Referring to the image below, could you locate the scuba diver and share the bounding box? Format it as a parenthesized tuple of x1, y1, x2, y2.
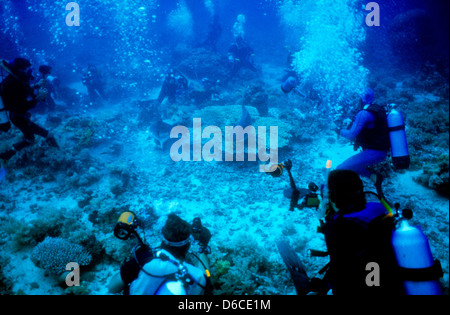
(0, 58, 59, 162)
(273, 161, 442, 295)
(334, 88, 390, 198)
(82, 64, 106, 105)
(33, 65, 59, 113)
(157, 69, 189, 105)
(281, 48, 301, 94)
(227, 35, 258, 79)
(319, 169, 402, 295)
(265, 160, 321, 212)
(315, 170, 443, 295)
(108, 213, 213, 295)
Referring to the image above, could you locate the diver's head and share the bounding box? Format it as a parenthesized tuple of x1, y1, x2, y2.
(12, 58, 33, 81)
(161, 214, 192, 259)
(361, 88, 374, 106)
(328, 170, 366, 214)
(236, 35, 244, 46)
(87, 64, 97, 74)
(39, 65, 52, 77)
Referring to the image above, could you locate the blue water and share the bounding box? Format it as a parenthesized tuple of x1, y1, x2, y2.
(0, 165, 6, 182)
(0, 0, 448, 296)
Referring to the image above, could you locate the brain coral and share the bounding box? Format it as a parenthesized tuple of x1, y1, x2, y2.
(31, 237, 92, 275)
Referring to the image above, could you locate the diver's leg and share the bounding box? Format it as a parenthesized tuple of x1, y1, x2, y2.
(337, 150, 387, 178)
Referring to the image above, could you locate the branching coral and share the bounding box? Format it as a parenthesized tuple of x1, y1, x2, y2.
(211, 233, 282, 295)
(414, 154, 449, 197)
(31, 237, 92, 275)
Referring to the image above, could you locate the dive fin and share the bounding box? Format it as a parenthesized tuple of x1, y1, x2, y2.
(276, 240, 310, 295)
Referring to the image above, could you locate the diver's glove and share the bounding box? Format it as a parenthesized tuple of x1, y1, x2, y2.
(192, 218, 212, 254)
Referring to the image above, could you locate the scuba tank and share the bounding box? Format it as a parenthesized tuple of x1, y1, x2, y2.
(387, 109, 410, 170)
(0, 95, 11, 132)
(156, 281, 187, 295)
(281, 77, 297, 94)
(391, 219, 443, 295)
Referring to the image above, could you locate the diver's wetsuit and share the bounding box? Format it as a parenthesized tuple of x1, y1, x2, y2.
(1, 75, 50, 151)
(324, 202, 402, 295)
(228, 42, 257, 77)
(337, 109, 389, 178)
(157, 75, 188, 104)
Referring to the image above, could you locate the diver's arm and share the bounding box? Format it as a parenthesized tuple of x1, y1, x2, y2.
(284, 160, 297, 190)
(287, 168, 297, 191)
(285, 161, 301, 211)
(339, 111, 374, 140)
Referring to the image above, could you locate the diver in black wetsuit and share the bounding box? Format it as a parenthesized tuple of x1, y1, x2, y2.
(157, 69, 189, 105)
(320, 170, 403, 296)
(82, 64, 106, 105)
(33, 65, 58, 113)
(227, 36, 258, 79)
(0, 58, 59, 161)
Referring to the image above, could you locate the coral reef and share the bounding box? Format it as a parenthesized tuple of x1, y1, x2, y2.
(193, 105, 293, 150)
(211, 233, 286, 295)
(243, 83, 270, 116)
(0, 253, 12, 295)
(31, 237, 92, 275)
(174, 47, 229, 83)
(414, 154, 449, 197)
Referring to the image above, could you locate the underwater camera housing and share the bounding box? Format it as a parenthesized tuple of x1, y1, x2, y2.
(114, 211, 143, 243)
(267, 159, 322, 212)
(266, 163, 285, 178)
(285, 183, 321, 211)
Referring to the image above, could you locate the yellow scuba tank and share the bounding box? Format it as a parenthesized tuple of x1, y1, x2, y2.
(391, 219, 443, 295)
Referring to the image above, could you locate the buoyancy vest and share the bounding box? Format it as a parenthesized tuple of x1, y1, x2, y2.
(356, 105, 391, 151)
(129, 250, 207, 295)
(325, 203, 403, 295)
